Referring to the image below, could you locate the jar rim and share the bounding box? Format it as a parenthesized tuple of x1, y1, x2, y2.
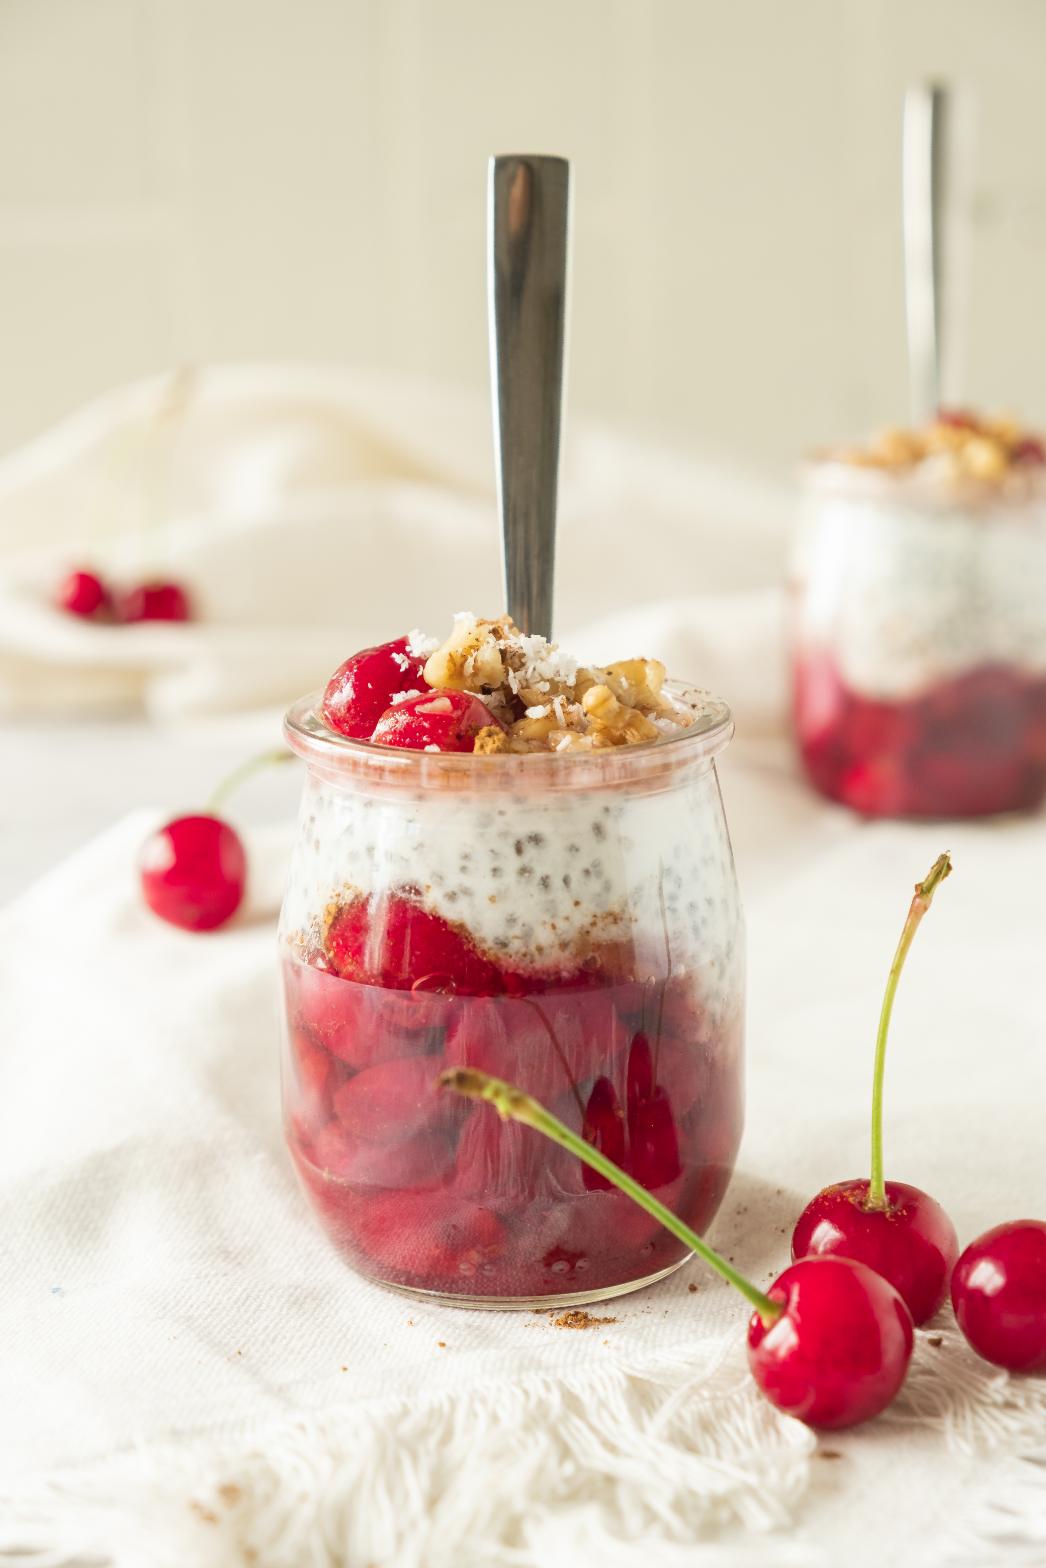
(800, 457, 1046, 512)
(283, 679, 733, 793)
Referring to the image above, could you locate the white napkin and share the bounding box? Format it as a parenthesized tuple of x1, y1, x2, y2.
(0, 366, 792, 721)
(3, 771, 1045, 1567)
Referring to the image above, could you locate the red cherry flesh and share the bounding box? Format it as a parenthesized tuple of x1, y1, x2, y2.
(322, 636, 431, 739)
(371, 689, 503, 753)
(354, 1188, 507, 1283)
(309, 1121, 455, 1191)
(951, 1219, 1046, 1371)
(139, 813, 246, 931)
(121, 580, 192, 622)
(1011, 437, 1046, 466)
(331, 1054, 455, 1145)
(580, 1077, 626, 1191)
(325, 891, 502, 995)
(792, 1179, 958, 1326)
(748, 1256, 915, 1429)
(54, 568, 112, 620)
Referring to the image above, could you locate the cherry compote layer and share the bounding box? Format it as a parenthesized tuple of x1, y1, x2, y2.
(283, 896, 742, 1300)
(794, 654, 1046, 818)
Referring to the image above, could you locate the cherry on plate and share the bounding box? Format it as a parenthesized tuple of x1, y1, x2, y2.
(54, 568, 112, 620)
(121, 580, 193, 623)
(139, 813, 246, 931)
(951, 1219, 1046, 1372)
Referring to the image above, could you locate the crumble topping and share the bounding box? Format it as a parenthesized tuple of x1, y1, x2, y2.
(815, 411, 1046, 492)
(421, 612, 700, 754)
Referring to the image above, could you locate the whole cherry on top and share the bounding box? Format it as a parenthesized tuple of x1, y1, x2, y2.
(791, 855, 959, 1326)
(139, 748, 291, 932)
(442, 1067, 914, 1429)
(322, 633, 504, 752)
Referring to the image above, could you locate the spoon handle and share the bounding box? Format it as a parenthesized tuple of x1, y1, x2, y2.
(488, 154, 570, 640)
(903, 83, 948, 423)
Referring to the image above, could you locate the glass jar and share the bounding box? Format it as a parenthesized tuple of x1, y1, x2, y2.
(792, 464, 1046, 817)
(279, 687, 744, 1308)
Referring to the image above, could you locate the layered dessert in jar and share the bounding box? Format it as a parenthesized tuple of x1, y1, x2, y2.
(793, 412, 1046, 817)
(281, 614, 744, 1306)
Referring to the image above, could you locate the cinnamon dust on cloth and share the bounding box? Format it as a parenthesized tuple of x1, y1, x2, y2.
(1, 800, 1045, 1566)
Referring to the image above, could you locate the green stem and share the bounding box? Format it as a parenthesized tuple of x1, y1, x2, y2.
(440, 1067, 782, 1326)
(207, 748, 294, 815)
(867, 852, 952, 1210)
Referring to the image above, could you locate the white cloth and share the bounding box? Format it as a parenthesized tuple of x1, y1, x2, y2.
(2, 790, 1045, 1568)
(2, 372, 1046, 1567)
(0, 365, 791, 723)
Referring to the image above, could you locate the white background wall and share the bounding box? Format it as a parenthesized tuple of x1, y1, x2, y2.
(2, 0, 1045, 472)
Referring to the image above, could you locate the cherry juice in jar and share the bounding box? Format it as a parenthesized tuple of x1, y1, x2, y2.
(280, 691, 744, 1307)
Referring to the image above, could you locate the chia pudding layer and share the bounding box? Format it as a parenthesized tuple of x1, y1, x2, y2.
(282, 700, 741, 1021)
(798, 465, 1046, 701)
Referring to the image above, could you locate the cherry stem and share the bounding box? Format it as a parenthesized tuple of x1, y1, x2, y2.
(867, 852, 952, 1211)
(440, 1066, 782, 1326)
(207, 747, 294, 814)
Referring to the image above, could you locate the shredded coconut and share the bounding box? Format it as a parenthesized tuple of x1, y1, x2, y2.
(390, 689, 422, 705)
(406, 628, 439, 657)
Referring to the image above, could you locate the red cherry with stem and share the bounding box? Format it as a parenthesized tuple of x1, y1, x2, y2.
(139, 814, 246, 931)
(951, 1220, 1046, 1371)
(139, 746, 291, 932)
(121, 580, 192, 622)
(371, 689, 504, 753)
(791, 854, 958, 1325)
(747, 1257, 914, 1429)
(322, 636, 431, 739)
(442, 1068, 915, 1429)
(54, 568, 112, 620)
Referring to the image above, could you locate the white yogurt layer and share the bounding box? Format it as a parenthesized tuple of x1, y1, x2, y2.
(796, 478, 1046, 699)
(281, 761, 743, 1025)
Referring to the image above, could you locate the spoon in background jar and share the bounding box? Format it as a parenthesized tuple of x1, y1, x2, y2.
(903, 82, 949, 424)
(488, 154, 571, 641)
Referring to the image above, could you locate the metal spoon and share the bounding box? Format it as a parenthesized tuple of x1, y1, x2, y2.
(903, 83, 949, 423)
(488, 154, 571, 640)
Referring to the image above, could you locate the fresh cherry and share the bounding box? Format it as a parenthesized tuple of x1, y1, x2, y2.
(139, 814, 246, 931)
(54, 568, 112, 620)
(951, 1220, 1046, 1371)
(793, 1180, 957, 1328)
(322, 636, 431, 739)
(747, 1257, 914, 1429)
(792, 854, 958, 1324)
(121, 580, 192, 623)
(139, 747, 290, 931)
(371, 690, 503, 753)
(443, 1068, 915, 1428)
